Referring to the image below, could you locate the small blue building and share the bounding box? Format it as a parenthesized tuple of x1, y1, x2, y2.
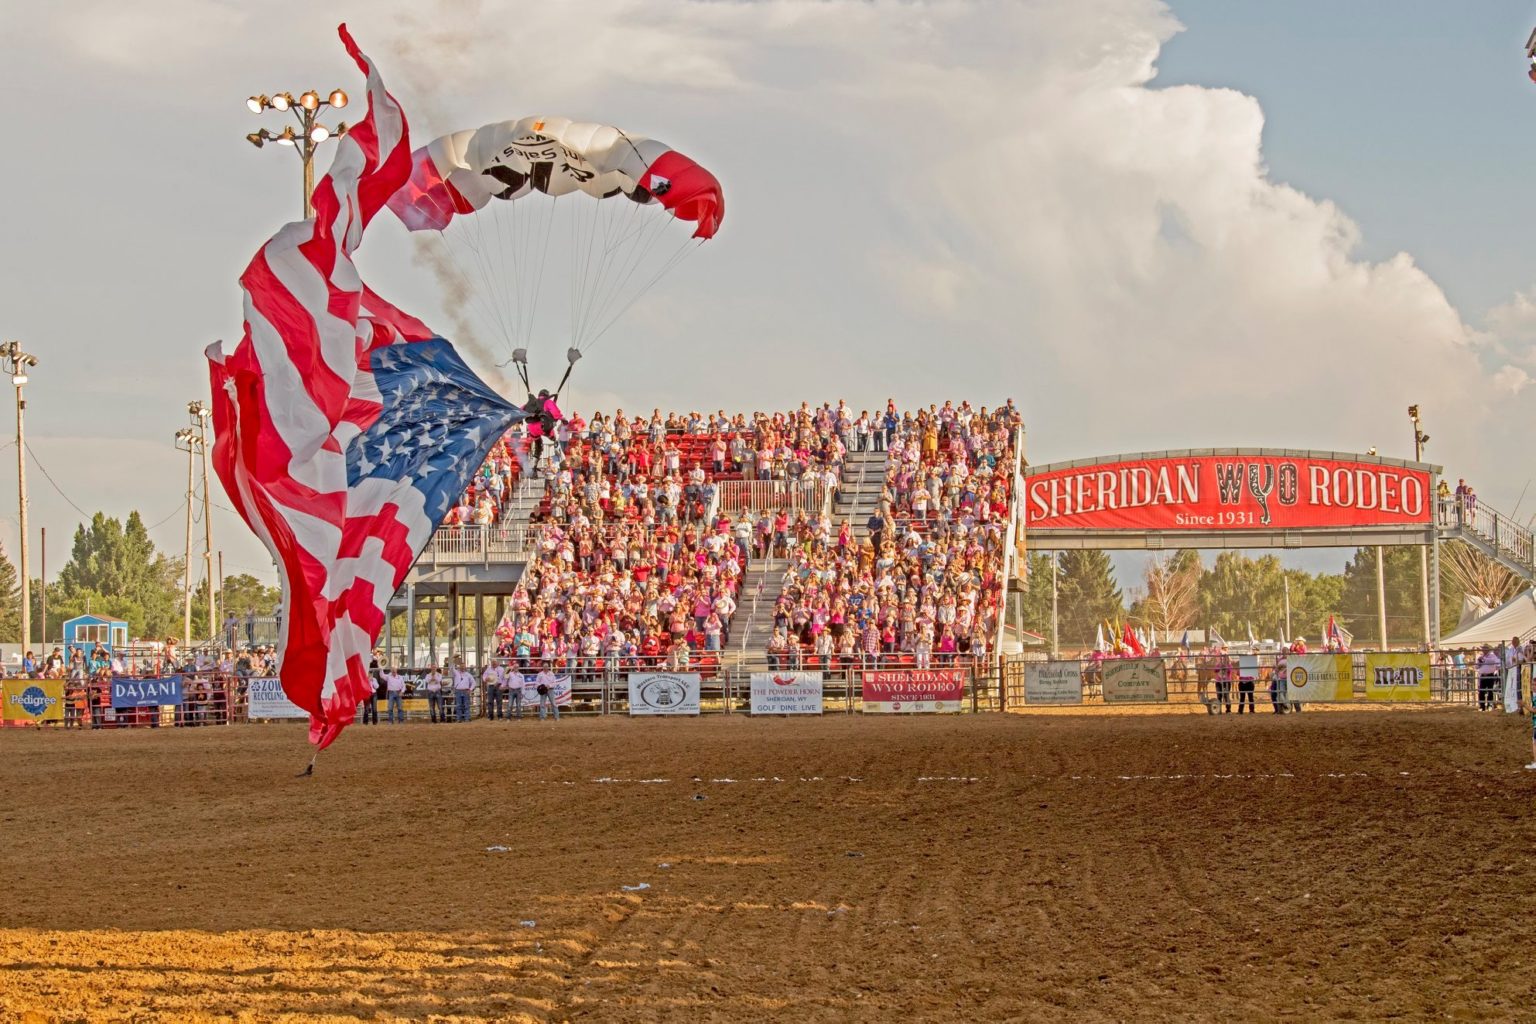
(63, 614, 129, 662)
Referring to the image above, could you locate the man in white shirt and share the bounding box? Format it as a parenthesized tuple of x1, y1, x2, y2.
(384, 664, 407, 724)
(482, 661, 504, 720)
(534, 665, 561, 721)
(452, 659, 475, 722)
(422, 663, 445, 723)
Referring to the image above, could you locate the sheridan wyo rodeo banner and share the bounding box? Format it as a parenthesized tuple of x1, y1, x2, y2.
(861, 670, 965, 713)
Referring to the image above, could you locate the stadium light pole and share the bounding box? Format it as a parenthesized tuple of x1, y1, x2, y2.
(245, 89, 351, 220)
(1409, 405, 1432, 646)
(1, 342, 37, 650)
(189, 401, 214, 644)
(174, 427, 199, 645)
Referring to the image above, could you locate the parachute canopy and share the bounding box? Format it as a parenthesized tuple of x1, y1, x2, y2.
(385, 117, 723, 374)
(390, 116, 722, 238)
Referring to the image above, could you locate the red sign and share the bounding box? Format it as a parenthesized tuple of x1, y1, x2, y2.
(862, 670, 966, 713)
(1025, 454, 1431, 532)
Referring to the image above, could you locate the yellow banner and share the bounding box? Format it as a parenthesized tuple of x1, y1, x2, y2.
(2, 679, 65, 722)
(1363, 653, 1432, 702)
(1285, 654, 1354, 702)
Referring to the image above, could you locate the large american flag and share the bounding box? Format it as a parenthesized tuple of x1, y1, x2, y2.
(207, 25, 521, 750)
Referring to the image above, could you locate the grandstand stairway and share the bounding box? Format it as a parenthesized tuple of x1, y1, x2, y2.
(833, 447, 888, 538)
(1439, 498, 1536, 585)
(728, 557, 785, 673)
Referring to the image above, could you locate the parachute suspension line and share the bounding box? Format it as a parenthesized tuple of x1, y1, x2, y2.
(580, 203, 677, 348)
(494, 186, 523, 353)
(581, 215, 696, 351)
(571, 190, 634, 352)
(527, 192, 558, 354)
(457, 203, 521, 355)
(570, 191, 607, 356)
(585, 233, 705, 352)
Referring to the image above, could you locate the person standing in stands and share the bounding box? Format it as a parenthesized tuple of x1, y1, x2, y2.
(452, 658, 475, 722)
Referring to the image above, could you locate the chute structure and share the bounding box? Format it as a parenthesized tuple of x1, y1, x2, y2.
(387, 117, 723, 383)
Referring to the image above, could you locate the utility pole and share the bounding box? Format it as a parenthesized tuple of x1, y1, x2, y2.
(1377, 546, 1388, 651)
(1283, 574, 1291, 643)
(188, 401, 214, 645)
(175, 426, 198, 644)
(39, 527, 45, 649)
(1050, 550, 1060, 657)
(1, 342, 37, 649)
(1409, 404, 1432, 647)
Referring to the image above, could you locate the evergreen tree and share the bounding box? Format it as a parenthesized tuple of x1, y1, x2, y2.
(52, 511, 181, 641)
(1055, 549, 1123, 646)
(1196, 552, 1289, 640)
(1015, 552, 1056, 643)
(1339, 546, 1427, 647)
(0, 543, 19, 643)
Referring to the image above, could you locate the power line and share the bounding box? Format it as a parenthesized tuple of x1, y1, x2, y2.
(24, 442, 90, 518)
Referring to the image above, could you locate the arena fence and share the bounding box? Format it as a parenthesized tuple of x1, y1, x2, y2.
(996, 652, 1530, 711)
(5, 651, 1520, 730)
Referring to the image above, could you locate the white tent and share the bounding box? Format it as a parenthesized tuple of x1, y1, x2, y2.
(1441, 589, 1536, 648)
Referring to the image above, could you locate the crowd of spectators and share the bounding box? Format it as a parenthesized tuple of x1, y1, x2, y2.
(767, 401, 1021, 670)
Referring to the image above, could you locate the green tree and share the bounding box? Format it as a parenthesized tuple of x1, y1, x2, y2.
(52, 511, 181, 641)
(0, 543, 18, 643)
(1196, 552, 1289, 641)
(1339, 546, 1427, 647)
(1284, 569, 1344, 645)
(1056, 549, 1123, 647)
(1013, 552, 1056, 642)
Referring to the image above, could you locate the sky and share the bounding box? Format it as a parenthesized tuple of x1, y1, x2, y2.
(3, 0, 1536, 589)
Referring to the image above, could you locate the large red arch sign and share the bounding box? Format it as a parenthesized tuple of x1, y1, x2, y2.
(1024, 451, 1433, 532)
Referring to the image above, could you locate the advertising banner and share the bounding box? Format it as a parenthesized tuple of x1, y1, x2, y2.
(1024, 662, 1084, 705)
(861, 669, 965, 713)
(628, 673, 701, 715)
(1285, 654, 1354, 702)
(111, 676, 184, 709)
(246, 677, 309, 720)
(520, 674, 573, 708)
(1025, 453, 1432, 532)
(1101, 658, 1168, 703)
(749, 672, 824, 715)
(2, 679, 64, 722)
(1364, 653, 1432, 702)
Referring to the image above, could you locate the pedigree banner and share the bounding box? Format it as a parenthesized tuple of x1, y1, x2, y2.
(1101, 659, 1168, 703)
(1363, 653, 1432, 702)
(1025, 453, 1432, 532)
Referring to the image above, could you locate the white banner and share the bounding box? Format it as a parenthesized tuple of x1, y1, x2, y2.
(246, 677, 308, 720)
(519, 674, 573, 707)
(749, 672, 824, 715)
(1024, 662, 1083, 705)
(628, 673, 701, 715)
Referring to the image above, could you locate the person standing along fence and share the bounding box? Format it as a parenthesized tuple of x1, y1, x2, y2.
(452, 660, 475, 722)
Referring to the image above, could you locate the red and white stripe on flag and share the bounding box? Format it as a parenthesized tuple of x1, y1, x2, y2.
(207, 25, 435, 750)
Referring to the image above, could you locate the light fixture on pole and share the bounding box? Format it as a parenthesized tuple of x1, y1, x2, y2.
(188, 400, 214, 646)
(0, 342, 37, 651)
(245, 86, 350, 219)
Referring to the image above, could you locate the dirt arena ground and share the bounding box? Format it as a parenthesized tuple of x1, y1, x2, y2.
(3, 710, 1535, 1022)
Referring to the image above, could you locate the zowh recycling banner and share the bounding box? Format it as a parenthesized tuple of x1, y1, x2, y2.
(246, 677, 309, 720)
(1363, 652, 1432, 702)
(1284, 654, 1354, 702)
(749, 672, 824, 714)
(1101, 658, 1168, 704)
(1024, 662, 1084, 705)
(3, 679, 65, 722)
